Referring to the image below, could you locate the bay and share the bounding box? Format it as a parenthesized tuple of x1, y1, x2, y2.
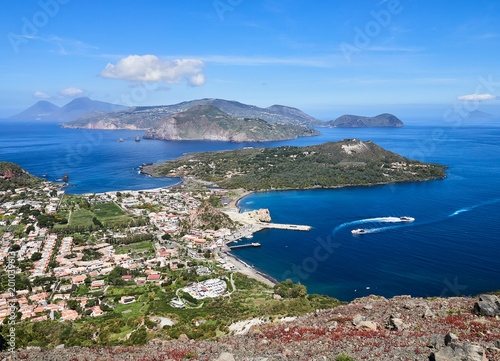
(1, 119, 499, 301)
(235, 124, 500, 301)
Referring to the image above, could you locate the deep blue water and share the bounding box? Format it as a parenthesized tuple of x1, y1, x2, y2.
(1, 120, 499, 300)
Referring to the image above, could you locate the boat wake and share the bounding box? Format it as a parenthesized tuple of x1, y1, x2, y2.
(333, 197, 500, 237)
(333, 217, 415, 236)
(449, 198, 500, 217)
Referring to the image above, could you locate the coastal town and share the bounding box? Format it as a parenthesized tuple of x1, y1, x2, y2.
(0, 177, 309, 328)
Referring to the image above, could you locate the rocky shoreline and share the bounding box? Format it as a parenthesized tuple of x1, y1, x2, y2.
(4, 294, 499, 360)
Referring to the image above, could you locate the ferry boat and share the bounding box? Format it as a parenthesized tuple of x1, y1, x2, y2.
(351, 228, 366, 235)
(399, 216, 415, 222)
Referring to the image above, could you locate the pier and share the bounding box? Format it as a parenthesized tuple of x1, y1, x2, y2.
(257, 223, 311, 231)
(229, 243, 261, 249)
(225, 222, 311, 244)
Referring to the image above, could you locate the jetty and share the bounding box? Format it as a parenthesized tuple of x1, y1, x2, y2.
(229, 243, 261, 250)
(225, 222, 311, 245)
(256, 223, 311, 231)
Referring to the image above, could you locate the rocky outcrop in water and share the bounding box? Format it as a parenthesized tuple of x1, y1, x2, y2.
(244, 208, 272, 223)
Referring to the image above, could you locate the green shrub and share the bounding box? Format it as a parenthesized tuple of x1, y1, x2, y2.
(337, 355, 355, 361)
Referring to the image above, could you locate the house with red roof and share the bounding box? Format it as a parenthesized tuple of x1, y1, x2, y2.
(62, 309, 80, 321)
(147, 274, 162, 282)
(90, 306, 104, 317)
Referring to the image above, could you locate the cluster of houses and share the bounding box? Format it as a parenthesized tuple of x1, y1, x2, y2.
(181, 278, 228, 300)
(0, 287, 103, 323)
(0, 183, 62, 214)
(389, 162, 431, 174)
(0, 183, 247, 324)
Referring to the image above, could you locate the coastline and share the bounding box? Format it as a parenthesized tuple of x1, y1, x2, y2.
(222, 176, 445, 291)
(80, 171, 447, 292)
(225, 252, 278, 287)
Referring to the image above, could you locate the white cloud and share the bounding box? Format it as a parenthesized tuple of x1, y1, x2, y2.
(100, 55, 206, 86)
(188, 73, 206, 87)
(59, 87, 85, 97)
(457, 94, 497, 101)
(33, 91, 51, 99)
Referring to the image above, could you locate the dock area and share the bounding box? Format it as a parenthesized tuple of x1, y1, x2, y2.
(225, 222, 311, 245)
(229, 243, 261, 249)
(257, 222, 311, 231)
(222, 207, 311, 245)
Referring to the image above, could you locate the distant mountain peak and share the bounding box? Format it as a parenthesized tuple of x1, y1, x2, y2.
(9, 97, 126, 122)
(8, 101, 60, 121)
(467, 110, 498, 119)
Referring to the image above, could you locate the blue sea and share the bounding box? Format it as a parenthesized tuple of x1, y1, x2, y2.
(1, 119, 499, 301)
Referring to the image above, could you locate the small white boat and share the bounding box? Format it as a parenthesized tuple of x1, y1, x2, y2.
(351, 228, 366, 235)
(399, 216, 415, 222)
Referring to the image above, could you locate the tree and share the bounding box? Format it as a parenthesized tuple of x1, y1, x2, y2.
(161, 233, 171, 241)
(0, 333, 7, 351)
(67, 299, 79, 311)
(31, 252, 42, 261)
(274, 279, 308, 299)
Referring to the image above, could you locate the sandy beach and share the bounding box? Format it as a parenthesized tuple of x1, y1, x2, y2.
(222, 189, 281, 288)
(225, 253, 277, 287)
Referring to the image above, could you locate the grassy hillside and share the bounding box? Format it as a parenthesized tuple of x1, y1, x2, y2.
(145, 139, 447, 191)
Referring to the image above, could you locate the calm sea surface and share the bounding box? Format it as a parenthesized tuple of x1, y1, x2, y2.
(1, 119, 499, 301)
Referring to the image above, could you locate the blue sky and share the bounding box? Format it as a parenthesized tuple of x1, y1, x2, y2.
(1, 0, 500, 119)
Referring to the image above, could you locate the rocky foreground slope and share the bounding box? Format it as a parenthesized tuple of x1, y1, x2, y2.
(4, 294, 499, 361)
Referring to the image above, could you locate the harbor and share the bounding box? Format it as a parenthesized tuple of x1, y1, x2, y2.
(225, 222, 311, 245)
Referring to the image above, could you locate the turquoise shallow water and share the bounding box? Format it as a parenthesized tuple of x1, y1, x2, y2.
(1, 120, 500, 300)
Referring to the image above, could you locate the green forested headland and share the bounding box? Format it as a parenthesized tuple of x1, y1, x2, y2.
(144, 139, 447, 191)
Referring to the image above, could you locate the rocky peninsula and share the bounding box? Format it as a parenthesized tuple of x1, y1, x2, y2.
(141, 139, 447, 191)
